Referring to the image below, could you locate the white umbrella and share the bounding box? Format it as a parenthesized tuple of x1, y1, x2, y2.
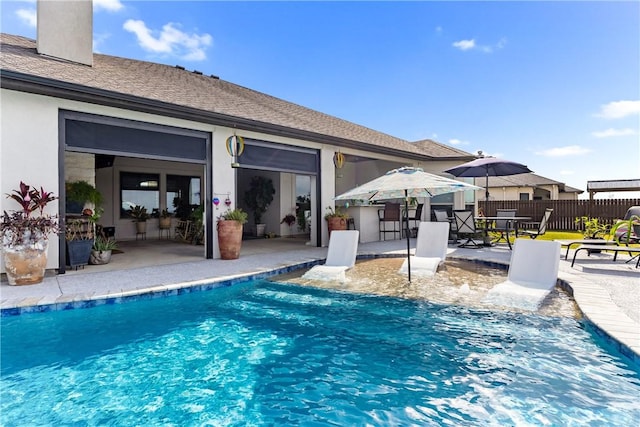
(334, 167, 482, 282)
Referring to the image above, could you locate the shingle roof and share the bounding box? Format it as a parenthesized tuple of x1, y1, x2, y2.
(412, 139, 473, 159)
(1, 33, 473, 161)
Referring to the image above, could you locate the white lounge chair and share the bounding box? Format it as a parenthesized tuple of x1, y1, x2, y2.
(302, 230, 359, 282)
(398, 222, 450, 277)
(484, 239, 561, 311)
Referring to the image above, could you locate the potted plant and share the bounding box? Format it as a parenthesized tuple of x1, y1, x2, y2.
(324, 206, 349, 236)
(128, 204, 149, 234)
(65, 180, 103, 214)
(281, 213, 297, 237)
(0, 181, 59, 285)
(159, 208, 172, 230)
(575, 216, 611, 254)
(217, 208, 248, 260)
(243, 176, 275, 237)
(90, 235, 118, 265)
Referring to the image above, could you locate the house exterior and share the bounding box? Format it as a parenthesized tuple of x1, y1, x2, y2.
(477, 173, 583, 201)
(0, 2, 476, 274)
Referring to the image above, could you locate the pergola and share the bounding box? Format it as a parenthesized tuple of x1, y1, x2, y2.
(587, 179, 640, 200)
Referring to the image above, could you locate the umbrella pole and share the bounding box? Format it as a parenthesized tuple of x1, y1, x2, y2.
(404, 190, 411, 283)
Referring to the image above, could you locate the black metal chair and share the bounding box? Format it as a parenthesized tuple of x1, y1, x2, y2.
(453, 210, 482, 248)
(434, 208, 457, 242)
(519, 208, 553, 239)
(487, 208, 517, 245)
(378, 203, 401, 240)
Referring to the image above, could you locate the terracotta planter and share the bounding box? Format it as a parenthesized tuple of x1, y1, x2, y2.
(217, 220, 243, 260)
(2, 239, 48, 285)
(90, 249, 112, 265)
(327, 217, 347, 237)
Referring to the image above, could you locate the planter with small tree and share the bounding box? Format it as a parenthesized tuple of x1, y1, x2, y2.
(243, 176, 275, 237)
(217, 208, 248, 259)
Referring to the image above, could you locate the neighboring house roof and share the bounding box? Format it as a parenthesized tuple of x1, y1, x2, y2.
(411, 139, 473, 159)
(0, 33, 474, 162)
(477, 173, 584, 194)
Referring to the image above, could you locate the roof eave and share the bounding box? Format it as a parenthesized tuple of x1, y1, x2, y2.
(1, 69, 465, 162)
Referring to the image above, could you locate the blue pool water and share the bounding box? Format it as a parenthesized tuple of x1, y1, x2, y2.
(2, 280, 639, 426)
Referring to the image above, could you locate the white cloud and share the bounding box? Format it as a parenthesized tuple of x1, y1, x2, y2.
(16, 8, 36, 28)
(535, 145, 592, 157)
(453, 38, 506, 53)
(123, 20, 212, 61)
(435, 26, 443, 35)
(591, 128, 637, 138)
(594, 100, 640, 119)
(94, 0, 124, 12)
(453, 39, 475, 51)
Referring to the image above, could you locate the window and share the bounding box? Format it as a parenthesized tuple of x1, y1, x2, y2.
(120, 172, 160, 218)
(167, 175, 201, 219)
(519, 193, 530, 201)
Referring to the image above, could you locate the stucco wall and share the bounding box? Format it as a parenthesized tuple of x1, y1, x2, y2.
(1, 90, 62, 270)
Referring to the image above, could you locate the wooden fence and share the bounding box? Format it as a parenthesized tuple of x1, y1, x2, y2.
(479, 199, 640, 232)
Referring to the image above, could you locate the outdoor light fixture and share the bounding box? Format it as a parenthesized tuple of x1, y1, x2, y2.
(333, 150, 345, 169)
(226, 133, 245, 168)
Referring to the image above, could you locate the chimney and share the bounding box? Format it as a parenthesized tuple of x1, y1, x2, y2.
(37, 0, 93, 66)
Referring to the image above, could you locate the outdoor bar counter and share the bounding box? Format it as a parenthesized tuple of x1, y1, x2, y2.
(345, 205, 385, 243)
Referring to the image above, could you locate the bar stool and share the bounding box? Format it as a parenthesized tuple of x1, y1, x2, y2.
(347, 217, 356, 230)
(378, 203, 401, 240)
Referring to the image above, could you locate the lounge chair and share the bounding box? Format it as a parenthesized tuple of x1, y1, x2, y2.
(302, 230, 359, 282)
(484, 239, 561, 311)
(398, 221, 450, 277)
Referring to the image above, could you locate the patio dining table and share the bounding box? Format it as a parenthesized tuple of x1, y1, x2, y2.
(475, 216, 531, 250)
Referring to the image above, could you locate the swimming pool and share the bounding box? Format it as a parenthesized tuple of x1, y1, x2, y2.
(2, 279, 639, 425)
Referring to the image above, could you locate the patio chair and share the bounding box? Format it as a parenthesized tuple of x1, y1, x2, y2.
(519, 208, 553, 239)
(302, 230, 359, 283)
(453, 210, 482, 248)
(487, 209, 517, 245)
(398, 222, 450, 277)
(379, 203, 401, 241)
(434, 209, 457, 242)
(402, 203, 424, 237)
(484, 239, 561, 311)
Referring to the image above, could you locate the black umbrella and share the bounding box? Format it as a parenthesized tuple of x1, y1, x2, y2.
(444, 157, 533, 204)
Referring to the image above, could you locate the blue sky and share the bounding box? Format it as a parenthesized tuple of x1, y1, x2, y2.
(2, 0, 639, 198)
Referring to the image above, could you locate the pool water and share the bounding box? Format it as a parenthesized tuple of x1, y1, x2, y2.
(2, 279, 639, 426)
